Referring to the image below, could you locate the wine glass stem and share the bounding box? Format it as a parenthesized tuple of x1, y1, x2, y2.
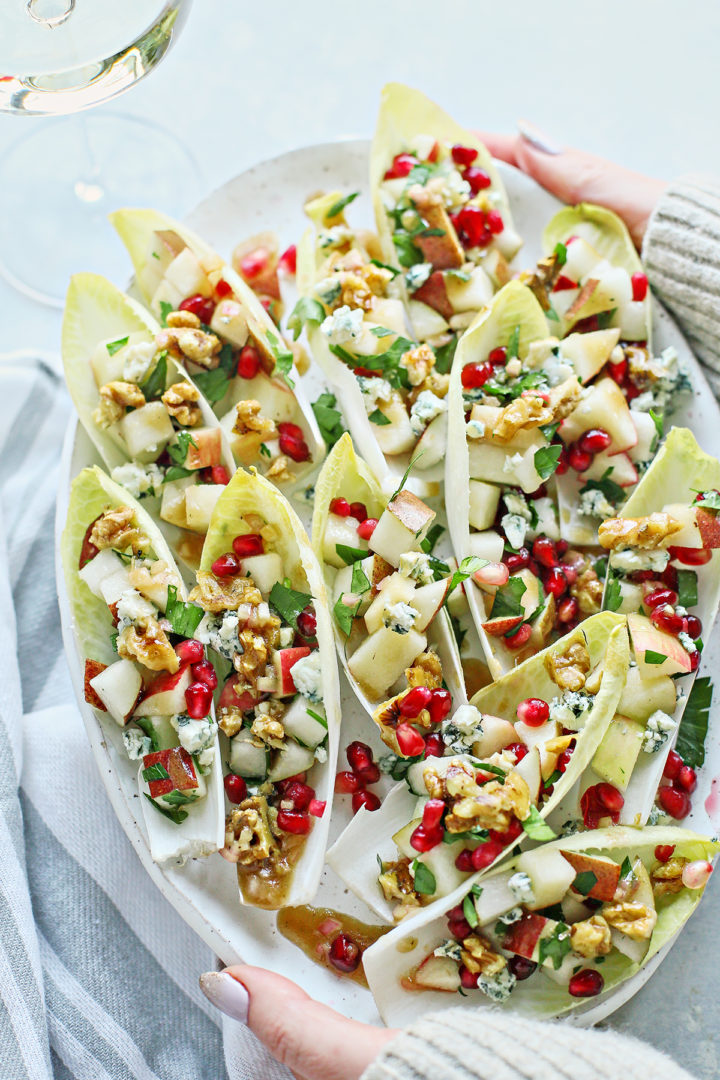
(74, 113, 105, 203)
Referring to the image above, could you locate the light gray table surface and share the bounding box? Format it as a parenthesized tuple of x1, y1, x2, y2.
(2, 1, 719, 1074)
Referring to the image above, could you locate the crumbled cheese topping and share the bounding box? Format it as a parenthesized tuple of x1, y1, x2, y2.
(172, 713, 216, 756)
(478, 966, 516, 1002)
(508, 871, 535, 905)
(441, 704, 483, 752)
(123, 728, 152, 760)
(320, 304, 363, 345)
(433, 939, 463, 962)
(357, 375, 393, 414)
(642, 710, 676, 753)
(195, 610, 240, 660)
(122, 342, 155, 384)
(579, 488, 617, 520)
(290, 649, 323, 704)
(405, 262, 433, 291)
(409, 390, 447, 436)
(399, 551, 435, 585)
(466, 418, 486, 439)
(383, 601, 419, 635)
(110, 461, 164, 500)
(503, 452, 525, 477)
(611, 547, 670, 574)
(116, 588, 157, 633)
(549, 690, 593, 730)
(502, 513, 527, 551)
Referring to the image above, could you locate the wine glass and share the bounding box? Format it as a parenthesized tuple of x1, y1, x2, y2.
(0, 0, 202, 306)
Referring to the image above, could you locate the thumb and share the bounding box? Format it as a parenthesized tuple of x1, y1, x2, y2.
(201, 965, 397, 1080)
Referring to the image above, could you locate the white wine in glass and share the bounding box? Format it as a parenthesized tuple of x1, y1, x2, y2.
(0, 0, 201, 305)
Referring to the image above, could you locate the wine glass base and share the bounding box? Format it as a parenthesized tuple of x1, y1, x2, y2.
(0, 112, 204, 307)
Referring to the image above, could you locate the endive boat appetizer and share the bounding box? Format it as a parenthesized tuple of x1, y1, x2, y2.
(527, 203, 652, 345)
(293, 190, 447, 490)
(371, 83, 522, 344)
(61, 466, 224, 862)
(363, 826, 719, 1022)
(311, 433, 465, 753)
(192, 468, 340, 908)
(327, 612, 628, 920)
(63, 273, 236, 572)
(573, 427, 720, 827)
(110, 207, 324, 487)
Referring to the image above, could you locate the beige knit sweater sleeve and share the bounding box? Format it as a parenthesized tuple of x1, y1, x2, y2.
(360, 177, 718, 1080)
(643, 173, 720, 395)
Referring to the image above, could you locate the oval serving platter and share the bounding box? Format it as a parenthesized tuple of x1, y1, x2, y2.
(56, 138, 720, 1026)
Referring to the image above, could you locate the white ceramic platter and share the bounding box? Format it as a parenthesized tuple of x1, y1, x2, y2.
(56, 139, 720, 1027)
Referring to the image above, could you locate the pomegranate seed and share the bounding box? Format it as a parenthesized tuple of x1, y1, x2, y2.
(459, 966, 479, 989)
(529, 484, 548, 500)
(284, 780, 315, 811)
(568, 444, 593, 472)
(625, 382, 641, 402)
(215, 278, 233, 298)
(278, 422, 310, 463)
(447, 915, 472, 941)
(240, 248, 269, 279)
(489, 818, 524, 846)
(668, 545, 712, 566)
(277, 809, 311, 834)
(579, 428, 612, 454)
(212, 552, 240, 577)
(505, 548, 530, 573)
(689, 650, 701, 672)
(662, 567, 680, 597)
(179, 294, 215, 323)
(504, 742, 528, 763)
(509, 956, 537, 981)
(644, 587, 678, 609)
(352, 790, 381, 814)
(356, 762, 380, 785)
(569, 969, 604, 998)
(664, 750, 683, 780)
(349, 501, 368, 522)
(384, 153, 419, 179)
(465, 166, 492, 195)
(658, 785, 691, 820)
(455, 849, 475, 872)
(232, 533, 264, 557)
(555, 539, 568, 556)
(552, 274, 578, 292)
(580, 788, 603, 829)
(175, 639, 204, 664)
(396, 723, 426, 757)
(682, 860, 713, 889)
(410, 823, 443, 852)
(488, 346, 507, 366)
(210, 465, 231, 486)
(517, 698, 549, 727)
(424, 733, 445, 758)
(451, 144, 478, 166)
(330, 497, 351, 517)
(631, 272, 648, 302)
(335, 771, 363, 794)
(650, 605, 684, 635)
(457, 205, 492, 247)
(422, 799, 446, 830)
(278, 244, 297, 275)
(399, 686, 433, 718)
(608, 358, 628, 386)
(328, 932, 361, 973)
(224, 773, 247, 803)
(544, 566, 568, 598)
(557, 596, 579, 624)
(191, 659, 217, 690)
(555, 447, 570, 475)
(461, 361, 494, 388)
(473, 562, 509, 588)
(486, 209, 504, 235)
(236, 344, 261, 379)
(595, 782, 624, 814)
(297, 608, 317, 639)
(471, 840, 503, 870)
(309, 798, 326, 817)
(346, 741, 373, 773)
(556, 747, 574, 773)
(532, 536, 558, 569)
(686, 614, 702, 638)
(655, 844, 676, 862)
(185, 681, 212, 718)
(357, 518, 378, 540)
(677, 765, 698, 793)
(629, 569, 657, 583)
(506, 623, 532, 649)
(428, 689, 452, 725)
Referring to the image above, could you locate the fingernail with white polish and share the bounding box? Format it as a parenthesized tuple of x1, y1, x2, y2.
(517, 120, 563, 155)
(199, 971, 250, 1023)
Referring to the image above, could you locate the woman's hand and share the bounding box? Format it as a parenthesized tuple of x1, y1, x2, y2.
(201, 965, 397, 1080)
(480, 123, 667, 249)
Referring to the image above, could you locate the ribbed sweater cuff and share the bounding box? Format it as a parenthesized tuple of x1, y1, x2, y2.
(361, 1007, 695, 1080)
(643, 172, 720, 393)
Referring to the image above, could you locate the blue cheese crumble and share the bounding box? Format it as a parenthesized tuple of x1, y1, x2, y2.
(123, 728, 152, 760)
(441, 704, 483, 752)
(110, 461, 164, 499)
(320, 304, 363, 346)
(290, 649, 323, 704)
(508, 872, 535, 905)
(549, 690, 593, 730)
(314, 276, 342, 306)
(502, 513, 528, 550)
(122, 342, 155, 384)
(399, 551, 434, 585)
(496, 906, 524, 926)
(116, 588, 157, 633)
(611, 547, 670, 574)
(433, 939, 463, 962)
(478, 967, 516, 1002)
(357, 375, 393, 414)
(409, 390, 447, 436)
(195, 611, 240, 660)
(405, 262, 433, 291)
(642, 710, 676, 753)
(383, 601, 419, 635)
(579, 488, 617, 519)
(466, 418, 486, 439)
(172, 713, 216, 756)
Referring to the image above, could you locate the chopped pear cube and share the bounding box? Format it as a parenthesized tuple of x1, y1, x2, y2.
(120, 401, 175, 461)
(369, 490, 436, 567)
(184, 484, 225, 531)
(347, 627, 427, 701)
(165, 247, 211, 298)
(209, 299, 249, 348)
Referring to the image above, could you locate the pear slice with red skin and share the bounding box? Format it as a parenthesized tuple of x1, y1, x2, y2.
(561, 850, 621, 902)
